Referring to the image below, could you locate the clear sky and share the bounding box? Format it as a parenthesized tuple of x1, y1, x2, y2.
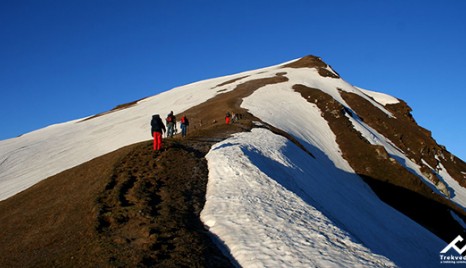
(1, 0, 465, 160)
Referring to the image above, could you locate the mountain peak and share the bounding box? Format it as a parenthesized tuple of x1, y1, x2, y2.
(283, 55, 340, 78)
(284, 54, 326, 68)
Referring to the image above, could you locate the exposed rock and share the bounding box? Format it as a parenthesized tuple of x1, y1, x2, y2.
(436, 180, 451, 198)
(374, 145, 389, 160)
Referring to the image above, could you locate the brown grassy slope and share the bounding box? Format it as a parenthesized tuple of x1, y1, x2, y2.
(341, 90, 466, 188)
(0, 144, 134, 267)
(178, 74, 288, 134)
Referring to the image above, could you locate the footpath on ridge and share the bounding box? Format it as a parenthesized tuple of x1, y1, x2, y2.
(0, 123, 247, 267)
(95, 135, 235, 267)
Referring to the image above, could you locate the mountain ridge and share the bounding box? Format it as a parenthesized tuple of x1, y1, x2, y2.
(1, 55, 465, 267)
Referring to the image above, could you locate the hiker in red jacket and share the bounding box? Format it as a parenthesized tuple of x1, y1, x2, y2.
(225, 112, 231, 124)
(151, 114, 166, 151)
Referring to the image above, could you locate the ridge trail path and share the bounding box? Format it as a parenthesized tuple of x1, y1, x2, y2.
(0, 133, 239, 267)
(95, 137, 234, 267)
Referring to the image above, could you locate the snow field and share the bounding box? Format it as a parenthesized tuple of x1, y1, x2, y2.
(203, 128, 445, 267)
(356, 86, 400, 106)
(203, 128, 396, 267)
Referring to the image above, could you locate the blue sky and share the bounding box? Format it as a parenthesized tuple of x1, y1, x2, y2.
(1, 0, 465, 160)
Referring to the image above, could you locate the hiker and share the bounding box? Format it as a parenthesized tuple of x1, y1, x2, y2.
(232, 112, 238, 123)
(180, 115, 189, 137)
(166, 111, 176, 137)
(151, 114, 166, 151)
(225, 112, 231, 124)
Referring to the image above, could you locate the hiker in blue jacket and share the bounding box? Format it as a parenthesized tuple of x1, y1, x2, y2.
(180, 115, 189, 137)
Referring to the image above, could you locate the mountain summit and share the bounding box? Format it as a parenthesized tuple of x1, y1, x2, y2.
(1, 55, 465, 267)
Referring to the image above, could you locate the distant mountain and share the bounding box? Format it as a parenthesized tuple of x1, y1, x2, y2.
(1, 55, 465, 267)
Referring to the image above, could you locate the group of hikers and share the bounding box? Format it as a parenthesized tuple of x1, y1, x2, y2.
(151, 110, 241, 151)
(151, 111, 189, 151)
(225, 111, 242, 124)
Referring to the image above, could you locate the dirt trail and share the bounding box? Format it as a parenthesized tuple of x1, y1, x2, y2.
(95, 138, 234, 267)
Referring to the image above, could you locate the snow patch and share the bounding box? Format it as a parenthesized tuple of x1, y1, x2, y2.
(356, 87, 400, 105)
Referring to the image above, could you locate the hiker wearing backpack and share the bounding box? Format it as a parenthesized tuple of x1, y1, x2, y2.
(180, 115, 189, 137)
(166, 111, 176, 138)
(151, 114, 166, 151)
(225, 112, 231, 124)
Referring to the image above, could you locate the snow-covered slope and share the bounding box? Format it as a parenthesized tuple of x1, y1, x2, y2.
(1, 56, 465, 267)
(0, 62, 284, 201)
(203, 128, 442, 267)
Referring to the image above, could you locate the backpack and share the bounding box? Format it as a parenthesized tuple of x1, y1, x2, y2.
(166, 115, 173, 123)
(151, 115, 164, 133)
(181, 116, 189, 125)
